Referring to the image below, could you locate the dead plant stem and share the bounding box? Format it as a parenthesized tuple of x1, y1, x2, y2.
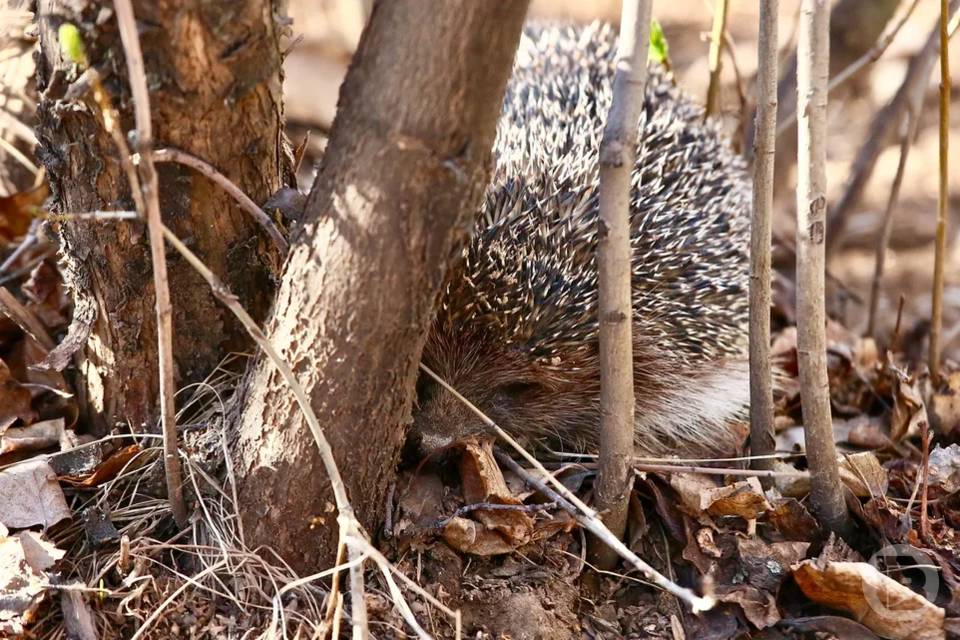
(704, 0, 728, 117)
(930, 0, 951, 382)
(112, 0, 186, 526)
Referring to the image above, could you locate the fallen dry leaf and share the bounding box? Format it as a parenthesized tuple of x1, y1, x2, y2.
(764, 497, 820, 541)
(737, 537, 810, 592)
(926, 444, 960, 494)
(703, 478, 771, 520)
(442, 439, 534, 555)
(793, 558, 944, 640)
(930, 372, 960, 438)
(59, 444, 142, 487)
(0, 359, 33, 434)
(715, 584, 780, 629)
(840, 452, 889, 498)
(890, 371, 928, 443)
(0, 184, 45, 244)
(0, 459, 71, 529)
(0, 525, 63, 636)
(0, 418, 64, 454)
(441, 516, 519, 556)
(22, 261, 70, 331)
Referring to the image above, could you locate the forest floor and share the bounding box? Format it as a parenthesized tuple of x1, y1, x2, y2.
(4, 1, 960, 639)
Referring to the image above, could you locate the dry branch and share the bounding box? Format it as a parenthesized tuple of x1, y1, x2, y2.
(749, 0, 778, 483)
(158, 223, 373, 634)
(593, 0, 653, 571)
(776, 0, 922, 136)
(152, 147, 288, 253)
(112, 0, 186, 527)
(795, 0, 853, 537)
(231, 0, 531, 582)
(827, 1, 960, 257)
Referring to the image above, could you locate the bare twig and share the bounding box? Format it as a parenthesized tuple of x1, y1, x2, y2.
(722, 31, 749, 152)
(436, 501, 557, 528)
(749, 0, 778, 486)
(494, 449, 714, 612)
(594, 0, 652, 571)
(704, 0, 728, 118)
(827, 3, 960, 257)
(158, 224, 373, 636)
(0, 106, 38, 146)
(930, 0, 952, 383)
(777, 0, 922, 135)
(419, 363, 714, 613)
(796, 0, 853, 537)
(920, 416, 932, 539)
(0, 135, 37, 174)
(112, 0, 186, 527)
(867, 106, 920, 338)
(152, 147, 288, 253)
(632, 462, 806, 478)
(0, 218, 38, 274)
(44, 210, 139, 220)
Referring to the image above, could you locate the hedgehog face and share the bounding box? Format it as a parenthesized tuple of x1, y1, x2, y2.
(411, 325, 601, 453)
(412, 337, 546, 450)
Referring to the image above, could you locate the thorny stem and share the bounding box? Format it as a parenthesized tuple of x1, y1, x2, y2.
(112, 0, 186, 527)
(930, 0, 951, 383)
(749, 0, 778, 485)
(704, 0, 728, 118)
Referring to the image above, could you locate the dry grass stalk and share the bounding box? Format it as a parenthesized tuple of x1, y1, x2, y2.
(795, 0, 852, 537)
(749, 0, 778, 483)
(867, 107, 920, 338)
(929, 0, 951, 382)
(594, 0, 653, 570)
(704, 0, 728, 118)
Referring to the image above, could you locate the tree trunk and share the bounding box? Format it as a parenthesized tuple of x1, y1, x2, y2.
(232, 0, 529, 573)
(34, 0, 287, 432)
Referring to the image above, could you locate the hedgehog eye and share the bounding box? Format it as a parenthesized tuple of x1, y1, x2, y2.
(499, 381, 540, 397)
(416, 375, 436, 406)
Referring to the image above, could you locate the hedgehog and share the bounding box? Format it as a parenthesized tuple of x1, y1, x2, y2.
(413, 23, 751, 456)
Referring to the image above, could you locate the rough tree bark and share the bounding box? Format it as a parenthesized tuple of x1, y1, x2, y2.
(232, 0, 529, 572)
(34, 0, 287, 432)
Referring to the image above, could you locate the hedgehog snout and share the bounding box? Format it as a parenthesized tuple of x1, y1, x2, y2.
(411, 383, 494, 452)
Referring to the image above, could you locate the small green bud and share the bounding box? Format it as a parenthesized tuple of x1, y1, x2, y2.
(648, 18, 669, 67)
(59, 23, 88, 68)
